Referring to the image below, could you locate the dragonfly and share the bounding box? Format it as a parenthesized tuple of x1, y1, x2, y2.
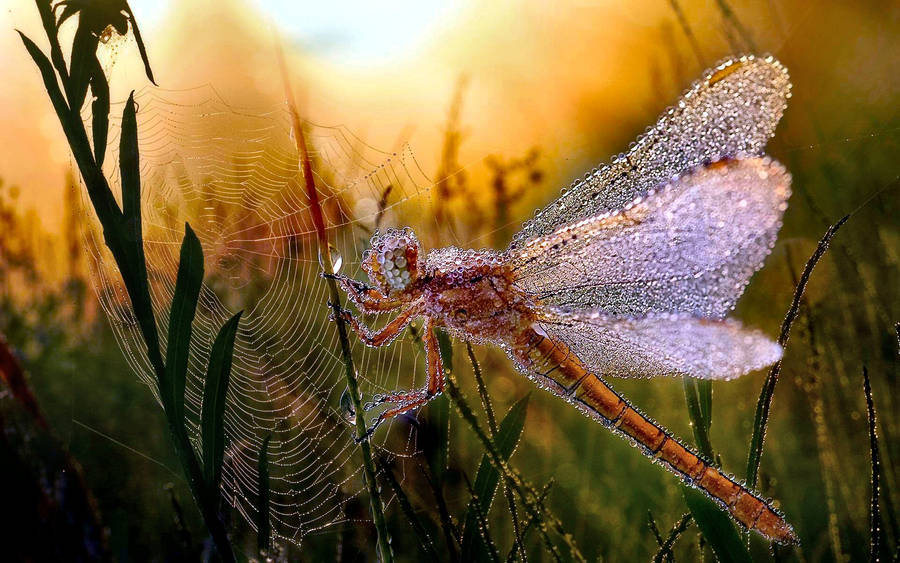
(327, 54, 796, 544)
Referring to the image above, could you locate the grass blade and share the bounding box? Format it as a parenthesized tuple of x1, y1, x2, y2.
(163, 224, 204, 423)
(257, 434, 271, 555)
(745, 215, 848, 489)
(89, 59, 109, 166)
(682, 376, 714, 460)
(864, 367, 882, 562)
(122, 1, 157, 85)
(120, 93, 141, 224)
(201, 311, 243, 495)
(461, 394, 530, 561)
(682, 486, 751, 563)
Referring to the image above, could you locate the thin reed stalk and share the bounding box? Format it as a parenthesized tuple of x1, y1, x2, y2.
(276, 45, 393, 563)
(864, 367, 882, 562)
(652, 513, 693, 563)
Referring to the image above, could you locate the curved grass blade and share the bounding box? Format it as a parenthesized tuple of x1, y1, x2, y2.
(745, 216, 848, 489)
(164, 224, 203, 424)
(257, 434, 271, 555)
(682, 486, 751, 563)
(461, 394, 530, 561)
(201, 311, 243, 495)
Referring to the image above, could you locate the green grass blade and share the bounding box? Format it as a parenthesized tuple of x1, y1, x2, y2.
(118, 93, 164, 374)
(698, 379, 712, 433)
(682, 486, 751, 563)
(461, 394, 530, 561)
(163, 224, 204, 422)
(426, 329, 454, 485)
(201, 311, 243, 495)
(257, 434, 271, 555)
(682, 376, 714, 460)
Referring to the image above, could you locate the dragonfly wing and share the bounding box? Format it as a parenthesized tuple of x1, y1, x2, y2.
(509, 156, 790, 318)
(537, 311, 782, 380)
(509, 55, 790, 249)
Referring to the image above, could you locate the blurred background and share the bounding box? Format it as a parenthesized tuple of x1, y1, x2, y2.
(1, 0, 898, 561)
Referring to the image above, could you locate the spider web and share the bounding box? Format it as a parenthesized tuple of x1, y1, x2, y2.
(79, 84, 435, 546)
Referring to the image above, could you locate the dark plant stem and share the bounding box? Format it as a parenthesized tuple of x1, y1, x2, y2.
(505, 480, 554, 563)
(864, 367, 882, 562)
(745, 215, 849, 489)
(378, 456, 440, 560)
(463, 476, 502, 563)
(652, 513, 693, 563)
(420, 459, 461, 561)
(668, 0, 705, 66)
(277, 45, 392, 563)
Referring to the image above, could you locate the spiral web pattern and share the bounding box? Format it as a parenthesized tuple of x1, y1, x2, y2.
(80, 85, 434, 545)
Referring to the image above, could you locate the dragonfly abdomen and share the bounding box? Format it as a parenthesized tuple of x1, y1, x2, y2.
(510, 326, 798, 544)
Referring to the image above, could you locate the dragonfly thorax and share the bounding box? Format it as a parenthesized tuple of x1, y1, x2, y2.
(423, 247, 536, 342)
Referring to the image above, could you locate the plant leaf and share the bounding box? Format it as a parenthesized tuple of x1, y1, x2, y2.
(90, 60, 109, 166)
(163, 224, 204, 422)
(68, 20, 99, 112)
(682, 486, 752, 563)
(17, 32, 70, 125)
(201, 311, 243, 496)
(461, 394, 530, 561)
(123, 1, 156, 85)
(257, 434, 271, 555)
(120, 92, 141, 225)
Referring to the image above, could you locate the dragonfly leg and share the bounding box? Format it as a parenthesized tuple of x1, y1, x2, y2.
(358, 318, 445, 441)
(325, 273, 402, 313)
(332, 301, 423, 347)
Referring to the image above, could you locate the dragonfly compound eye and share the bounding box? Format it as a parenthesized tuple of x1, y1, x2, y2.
(364, 228, 420, 293)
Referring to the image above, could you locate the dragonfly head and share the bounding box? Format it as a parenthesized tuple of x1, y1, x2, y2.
(362, 227, 422, 296)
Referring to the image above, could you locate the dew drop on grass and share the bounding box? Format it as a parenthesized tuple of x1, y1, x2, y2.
(319, 244, 343, 273)
(340, 387, 356, 424)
